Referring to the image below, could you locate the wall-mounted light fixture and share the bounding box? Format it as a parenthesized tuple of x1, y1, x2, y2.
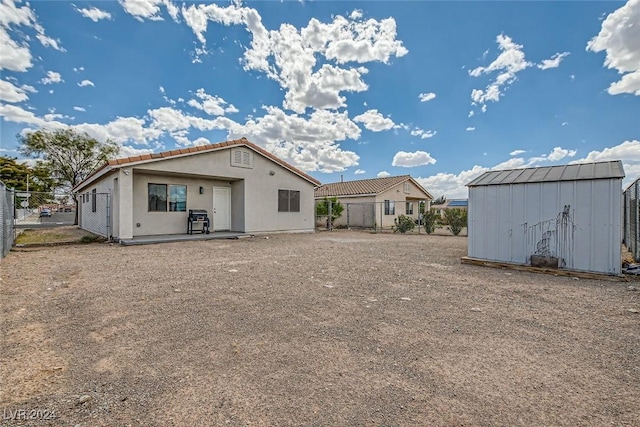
(269, 170, 276, 176)
(199, 186, 204, 194)
(123, 169, 130, 176)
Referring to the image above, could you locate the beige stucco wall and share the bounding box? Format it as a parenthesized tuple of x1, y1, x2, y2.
(315, 181, 432, 229)
(374, 182, 431, 228)
(132, 173, 230, 236)
(89, 147, 316, 239)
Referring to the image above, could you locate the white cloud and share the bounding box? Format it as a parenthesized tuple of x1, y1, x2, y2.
(468, 110, 475, 118)
(537, 52, 570, 70)
(392, 150, 437, 167)
(562, 121, 569, 126)
(187, 88, 238, 116)
(78, 80, 94, 87)
(0, 0, 64, 71)
(354, 169, 365, 174)
(377, 171, 391, 178)
(419, 92, 436, 102)
(0, 79, 29, 102)
(571, 140, 640, 163)
(118, 145, 155, 158)
(0, 27, 31, 71)
(73, 66, 85, 72)
(353, 109, 394, 132)
(468, 34, 531, 112)
(181, 3, 405, 112)
(119, 0, 173, 22)
(226, 106, 362, 173)
(76, 7, 112, 22)
(349, 9, 363, 20)
(416, 129, 437, 139)
(41, 71, 62, 85)
(466, 126, 476, 131)
(546, 146, 577, 162)
(35, 33, 64, 52)
(587, 0, 640, 96)
(416, 146, 578, 198)
(73, 106, 86, 112)
(416, 165, 488, 199)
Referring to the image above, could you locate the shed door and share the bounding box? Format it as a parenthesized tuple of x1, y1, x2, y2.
(213, 187, 231, 231)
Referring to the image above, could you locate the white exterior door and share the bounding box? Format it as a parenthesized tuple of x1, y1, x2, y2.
(213, 187, 231, 231)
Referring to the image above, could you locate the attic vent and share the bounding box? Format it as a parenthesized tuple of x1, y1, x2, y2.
(231, 149, 253, 169)
(404, 182, 411, 194)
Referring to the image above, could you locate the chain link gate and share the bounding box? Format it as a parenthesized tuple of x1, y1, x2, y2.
(77, 191, 110, 238)
(14, 191, 77, 229)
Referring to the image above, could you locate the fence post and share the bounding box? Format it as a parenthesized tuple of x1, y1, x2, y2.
(346, 203, 350, 229)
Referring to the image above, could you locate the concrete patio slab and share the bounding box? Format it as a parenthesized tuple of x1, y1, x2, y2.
(119, 231, 253, 246)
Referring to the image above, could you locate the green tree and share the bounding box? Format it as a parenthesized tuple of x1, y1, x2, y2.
(443, 208, 467, 236)
(19, 129, 119, 224)
(0, 156, 56, 192)
(315, 197, 344, 229)
(422, 208, 440, 234)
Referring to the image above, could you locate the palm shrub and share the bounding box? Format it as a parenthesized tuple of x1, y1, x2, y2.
(393, 214, 416, 234)
(443, 208, 467, 236)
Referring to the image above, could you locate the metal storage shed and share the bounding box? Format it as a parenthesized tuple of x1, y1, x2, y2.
(466, 161, 625, 275)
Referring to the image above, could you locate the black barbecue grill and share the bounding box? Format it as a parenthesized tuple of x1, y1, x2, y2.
(187, 209, 210, 235)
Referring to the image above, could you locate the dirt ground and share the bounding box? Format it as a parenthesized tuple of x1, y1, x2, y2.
(1, 231, 638, 426)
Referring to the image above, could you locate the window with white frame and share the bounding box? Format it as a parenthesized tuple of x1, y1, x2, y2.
(384, 200, 395, 215)
(406, 202, 414, 215)
(404, 182, 411, 193)
(148, 184, 187, 212)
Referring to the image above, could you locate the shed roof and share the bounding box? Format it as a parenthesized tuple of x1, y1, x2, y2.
(315, 175, 433, 199)
(467, 161, 624, 187)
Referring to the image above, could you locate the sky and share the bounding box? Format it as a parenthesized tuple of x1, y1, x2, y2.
(0, 0, 639, 199)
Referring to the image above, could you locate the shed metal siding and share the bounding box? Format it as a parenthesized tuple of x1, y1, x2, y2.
(469, 177, 623, 275)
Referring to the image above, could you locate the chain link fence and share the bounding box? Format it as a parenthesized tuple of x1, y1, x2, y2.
(315, 200, 429, 233)
(1, 181, 15, 258)
(78, 191, 110, 238)
(624, 179, 640, 261)
(14, 191, 76, 227)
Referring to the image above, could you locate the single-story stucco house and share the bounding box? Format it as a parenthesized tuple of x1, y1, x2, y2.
(73, 138, 321, 241)
(314, 175, 433, 229)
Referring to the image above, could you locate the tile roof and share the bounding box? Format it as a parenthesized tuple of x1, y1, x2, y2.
(467, 161, 625, 187)
(315, 175, 431, 198)
(75, 138, 320, 190)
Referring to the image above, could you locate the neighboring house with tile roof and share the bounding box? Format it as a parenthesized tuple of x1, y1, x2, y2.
(314, 175, 433, 229)
(73, 138, 321, 241)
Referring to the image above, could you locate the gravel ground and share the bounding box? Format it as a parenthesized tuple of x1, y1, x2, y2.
(1, 231, 639, 426)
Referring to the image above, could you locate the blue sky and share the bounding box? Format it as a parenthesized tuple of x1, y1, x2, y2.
(1, 0, 639, 198)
